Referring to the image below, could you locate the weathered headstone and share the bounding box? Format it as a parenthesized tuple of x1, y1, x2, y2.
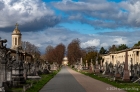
(94, 56, 100, 74)
(122, 51, 130, 81)
(115, 62, 121, 79)
(50, 62, 57, 71)
(89, 59, 94, 73)
(79, 57, 83, 70)
(85, 60, 88, 69)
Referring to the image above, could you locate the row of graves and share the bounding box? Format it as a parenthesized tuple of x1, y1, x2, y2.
(74, 51, 140, 83)
(0, 38, 59, 92)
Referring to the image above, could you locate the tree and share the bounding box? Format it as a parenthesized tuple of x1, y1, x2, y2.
(44, 44, 65, 66)
(84, 51, 97, 65)
(53, 43, 65, 65)
(45, 45, 54, 63)
(134, 41, 140, 47)
(22, 41, 41, 61)
(67, 39, 82, 65)
(117, 44, 128, 51)
(108, 45, 117, 53)
(99, 47, 107, 54)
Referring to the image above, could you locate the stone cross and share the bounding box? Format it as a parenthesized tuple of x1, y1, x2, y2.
(15, 23, 19, 29)
(96, 54, 98, 65)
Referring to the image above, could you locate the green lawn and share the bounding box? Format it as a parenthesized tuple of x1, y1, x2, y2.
(26, 70, 59, 92)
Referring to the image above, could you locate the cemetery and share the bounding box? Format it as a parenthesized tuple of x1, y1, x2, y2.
(0, 24, 60, 92)
(1, 23, 140, 92)
(0, 39, 58, 92)
(72, 49, 140, 91)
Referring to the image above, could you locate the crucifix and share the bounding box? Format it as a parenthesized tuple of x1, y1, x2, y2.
(15, 23, 19, 29)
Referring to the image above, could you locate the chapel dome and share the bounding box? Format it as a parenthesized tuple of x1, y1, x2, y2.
(63, 57, 68, 61)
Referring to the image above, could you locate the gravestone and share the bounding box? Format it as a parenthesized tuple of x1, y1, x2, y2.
(115, 62, 121, 79)
(85, 60, 88, 69)
(89, 59, 94, 73)
(50, 62, 57, 71)
(122, 51, 130, 81)
(23, 62, 28, 80)
(79, 57, 83, 70)
(109, 62, 114, 76)
(94, 57, 100, 74)
(131, 64, 139, 81)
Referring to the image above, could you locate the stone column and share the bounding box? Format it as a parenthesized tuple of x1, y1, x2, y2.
(134, 52, 136, 64)
(86, 60, 88, 69)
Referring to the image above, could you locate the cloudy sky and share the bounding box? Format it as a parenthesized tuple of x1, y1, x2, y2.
(0, 0, 140, 54)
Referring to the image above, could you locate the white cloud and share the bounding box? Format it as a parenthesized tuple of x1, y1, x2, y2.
(0, 0, 54, 27)
(100, 43, 108, 48)
(81, 39, 100, 48)
(52, 0, 140, 28)
(113, 38, 127, 45)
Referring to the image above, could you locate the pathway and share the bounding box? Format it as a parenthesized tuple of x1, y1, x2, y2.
(39, 66, 85, 92)
(39, 66, 126, 92)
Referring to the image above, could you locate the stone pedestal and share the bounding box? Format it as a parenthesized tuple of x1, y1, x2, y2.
(12, 67, 25, 86)
(0, 64, 6, 83)
(123, 70, 130, 81)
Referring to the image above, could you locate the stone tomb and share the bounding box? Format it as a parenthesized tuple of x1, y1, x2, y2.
(50, 62, 58, 71)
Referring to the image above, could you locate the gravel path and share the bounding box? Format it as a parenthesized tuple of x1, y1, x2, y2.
(40, 66, 126, 92)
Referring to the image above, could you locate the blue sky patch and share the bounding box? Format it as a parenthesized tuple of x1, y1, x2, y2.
(58, 22, 95, 34)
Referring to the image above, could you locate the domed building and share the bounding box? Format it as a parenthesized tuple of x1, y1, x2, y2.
(62, 56, 68, 65)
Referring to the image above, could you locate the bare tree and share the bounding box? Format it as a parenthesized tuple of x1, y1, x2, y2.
(44, 44, 65, 66)
(67, 39, 82, 65)
(22, 41, 41, 61)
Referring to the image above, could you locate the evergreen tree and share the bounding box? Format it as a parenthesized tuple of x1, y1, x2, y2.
(99, 47, 107, 54)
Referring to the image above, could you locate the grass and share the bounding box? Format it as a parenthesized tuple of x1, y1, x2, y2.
(26, 70, 59, 92)
(80, 71, 140, 92)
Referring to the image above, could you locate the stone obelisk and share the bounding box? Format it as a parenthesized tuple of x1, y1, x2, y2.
(122, 50, 130, 81)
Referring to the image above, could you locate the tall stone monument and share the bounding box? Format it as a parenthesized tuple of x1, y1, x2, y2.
(94, 55, 100, 74)
(89, 59, 94, 73)
(79, 57, 83, 70)
(0, 38, 10, 91)
(85, 60, 88, 69)
(122, 51, 130, 81)
(12, 46, 25, 86)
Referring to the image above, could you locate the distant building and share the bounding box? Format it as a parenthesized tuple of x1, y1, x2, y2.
(62, 56, 68, 65)
(102, 47, 140, 65)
